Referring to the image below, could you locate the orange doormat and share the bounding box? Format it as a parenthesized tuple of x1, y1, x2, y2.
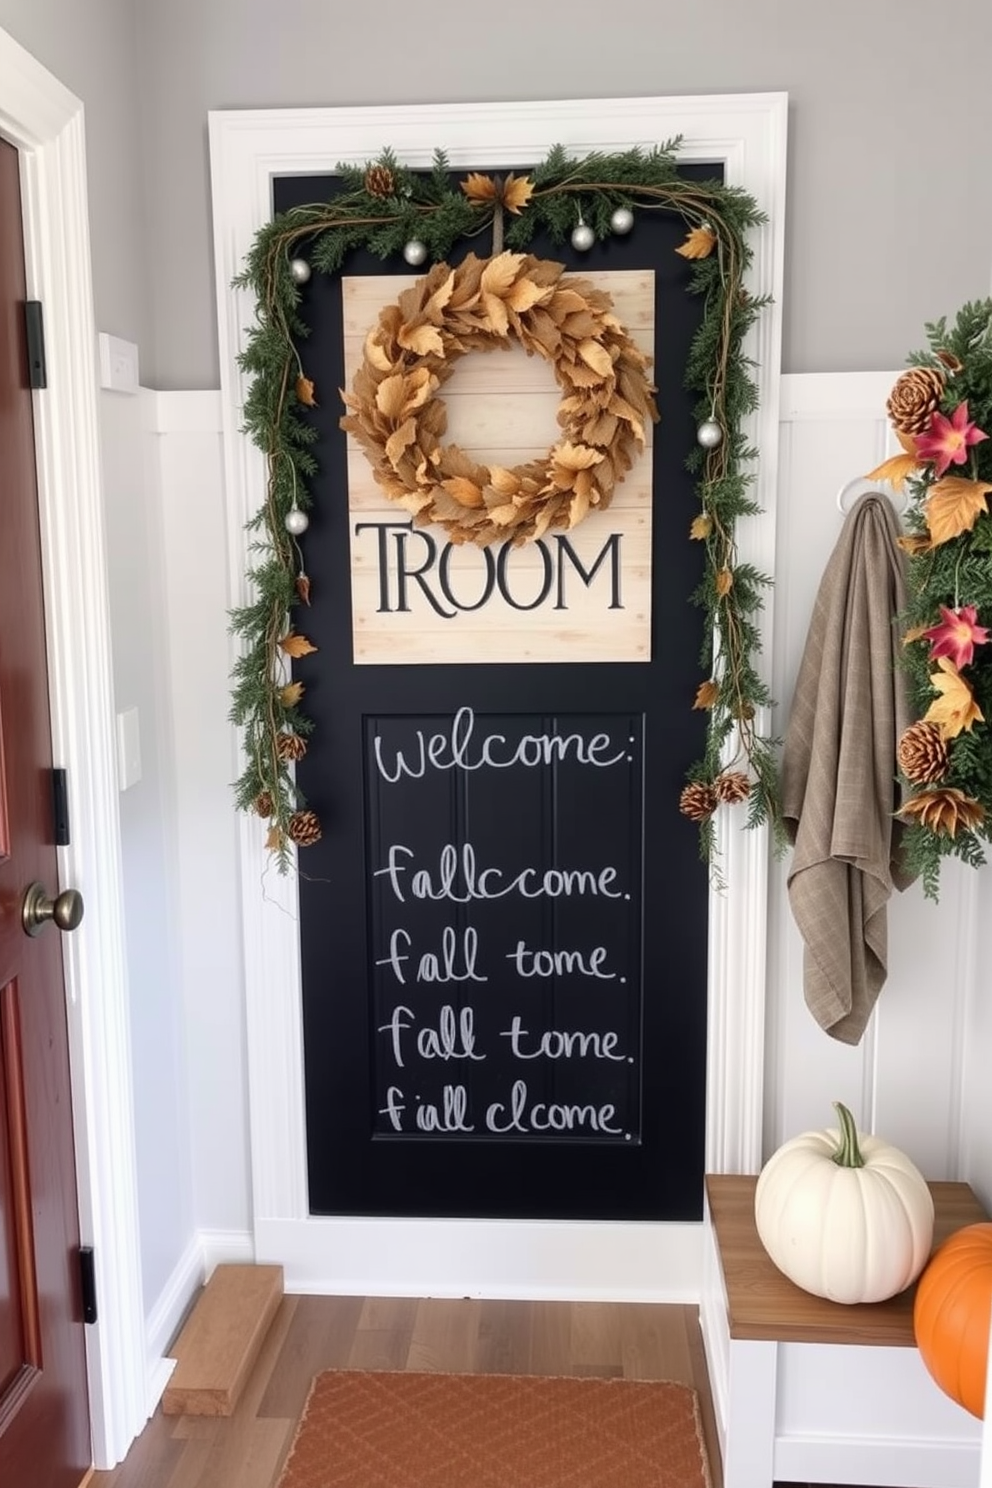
(276, 1369, 712, 1488)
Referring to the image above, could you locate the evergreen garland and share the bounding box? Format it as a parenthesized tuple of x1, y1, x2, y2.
(230, 142, 779, 870)
(874, 300, 992, 898)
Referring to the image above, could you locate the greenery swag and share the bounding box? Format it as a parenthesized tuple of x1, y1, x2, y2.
(230, 142, 778, 870)
(868, 300, 992, 898)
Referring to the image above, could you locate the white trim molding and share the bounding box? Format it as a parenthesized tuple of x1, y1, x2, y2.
(209, 94, 788, 1292)
(0, 24, 146, 1468)
(143, 1225, 255, 1419)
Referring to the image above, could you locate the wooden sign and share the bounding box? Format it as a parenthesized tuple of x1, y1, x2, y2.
(365, 706, 644, 1141)
(342, 271, 654, 665)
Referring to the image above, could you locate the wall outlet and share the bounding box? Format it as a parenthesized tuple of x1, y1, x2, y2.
(98, 333, 139, 394)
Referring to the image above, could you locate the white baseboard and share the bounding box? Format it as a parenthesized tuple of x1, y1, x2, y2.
(143, 1226, 255, 1417)
(254, 1216, 702, 1302)
(144, 1232, 204, 1367)
(200, 1226, 255, 1276)
(144, 1356, 176, 1423)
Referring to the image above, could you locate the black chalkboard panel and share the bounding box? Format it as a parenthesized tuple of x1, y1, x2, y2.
(276, 163, 717, 1221)
(366, 709, 643, 1143)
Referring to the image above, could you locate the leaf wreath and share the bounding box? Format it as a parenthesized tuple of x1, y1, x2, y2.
(340, 251, 658, 546)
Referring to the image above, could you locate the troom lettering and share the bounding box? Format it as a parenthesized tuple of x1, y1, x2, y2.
(354, 520, 624, 617)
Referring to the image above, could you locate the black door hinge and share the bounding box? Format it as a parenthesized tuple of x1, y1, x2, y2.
(24, 301, 47, 390)
(79, 1246, 97, 1324)
(51, 768, 70, 847)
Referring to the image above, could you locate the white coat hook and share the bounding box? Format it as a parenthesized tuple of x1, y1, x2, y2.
(836, 477, 908, 516)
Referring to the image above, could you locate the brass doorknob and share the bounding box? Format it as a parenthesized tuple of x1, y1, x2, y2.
(21, 881, 85, 938)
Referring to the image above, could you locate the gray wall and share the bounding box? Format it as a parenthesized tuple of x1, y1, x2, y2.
(135, 0, 992, 390)
(0, 0, 150, 356)
(5, 1, 991, 387)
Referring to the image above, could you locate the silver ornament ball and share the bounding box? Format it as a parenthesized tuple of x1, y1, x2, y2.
(610, 206, 634, 236)
(403, 239, 428, 267)
(289, 257, 311, 285)
(284, 508, 310, 536)
(571, 222, 596, 253)
(697, 419, 724, 450)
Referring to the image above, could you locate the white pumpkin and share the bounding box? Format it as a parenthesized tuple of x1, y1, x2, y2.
(754, 1102, 934, 1304)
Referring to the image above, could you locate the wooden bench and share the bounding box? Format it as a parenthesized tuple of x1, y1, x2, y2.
(700, 1174, 985, 1487)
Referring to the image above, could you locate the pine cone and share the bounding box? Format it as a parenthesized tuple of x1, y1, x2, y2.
(253, 790, 273, 818)
(288, 809, 322, 846)
(276, 732, 308, 762)
(679, 781, 718, 823)
(897, 721, 949, 785)
(886, 366, 945, 435)
(714, 770, 750, 805)
(365, 164, 396, 199)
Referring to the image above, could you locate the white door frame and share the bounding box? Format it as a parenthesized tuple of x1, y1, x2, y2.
(211, 94, 787, 1296)
(0, 26, 147, 1469)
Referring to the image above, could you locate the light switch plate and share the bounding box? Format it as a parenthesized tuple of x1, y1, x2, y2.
(98, 333, 139, 394)
(116, 707, 142, 790)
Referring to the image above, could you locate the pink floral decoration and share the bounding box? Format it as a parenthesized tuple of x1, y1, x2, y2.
(915, 402, 989, 478)
(922, 603, 991, 671)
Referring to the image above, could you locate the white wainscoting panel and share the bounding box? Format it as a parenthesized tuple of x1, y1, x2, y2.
(767, 373, 980, 1176)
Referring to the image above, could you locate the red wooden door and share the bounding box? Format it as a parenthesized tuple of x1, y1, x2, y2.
(0, 136, 91, 1487)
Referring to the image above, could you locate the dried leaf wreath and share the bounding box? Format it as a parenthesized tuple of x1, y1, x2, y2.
(340, 252, 658, 545)
(230, 143, 780, 872)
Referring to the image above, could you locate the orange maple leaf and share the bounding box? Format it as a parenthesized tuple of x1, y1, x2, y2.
(501, 174, 534, 214)
(279, 630, 318, 659)
(460, 172, 534, 214)
(689, 514, 713, 540)
(461, 172, 497, 203)
(295, 375, 317, 407)
(924, 475, 992, 546)
(865, 429, 921, 492)
(897, 532, 933, 557)
(675, 226, 717, 260)
(865, 453, 920, 492)
(693, 680, 719, 709)
(923, 657, 985, 739)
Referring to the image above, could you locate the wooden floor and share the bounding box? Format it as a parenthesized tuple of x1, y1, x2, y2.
(91, 1296, 725, 1488)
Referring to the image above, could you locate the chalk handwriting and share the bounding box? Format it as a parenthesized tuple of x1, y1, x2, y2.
(378, 1004, 485, 1070)
(373, 706, 626, 783)
(505, 940, 615, 979)
(499, 1018, 626, 1061)
(375, 926, 487, 986)
(374, 843, 622, 905)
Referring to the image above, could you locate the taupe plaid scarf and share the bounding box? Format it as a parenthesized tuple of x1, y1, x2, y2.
(781, 493, 916, 1044)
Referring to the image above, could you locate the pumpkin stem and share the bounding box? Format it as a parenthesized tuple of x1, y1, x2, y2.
(831, 1101, 866, 1168)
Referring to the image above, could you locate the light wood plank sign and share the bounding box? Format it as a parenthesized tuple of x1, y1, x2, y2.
(343, 271, 654, 665)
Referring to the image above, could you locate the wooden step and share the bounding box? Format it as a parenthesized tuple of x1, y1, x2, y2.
(162, 1263, 284, 1417)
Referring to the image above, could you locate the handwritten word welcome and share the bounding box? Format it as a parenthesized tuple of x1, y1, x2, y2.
(373, 706, 627, 783)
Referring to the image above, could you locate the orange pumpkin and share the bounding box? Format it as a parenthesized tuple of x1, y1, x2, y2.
(913, 1222, 992, 1418)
